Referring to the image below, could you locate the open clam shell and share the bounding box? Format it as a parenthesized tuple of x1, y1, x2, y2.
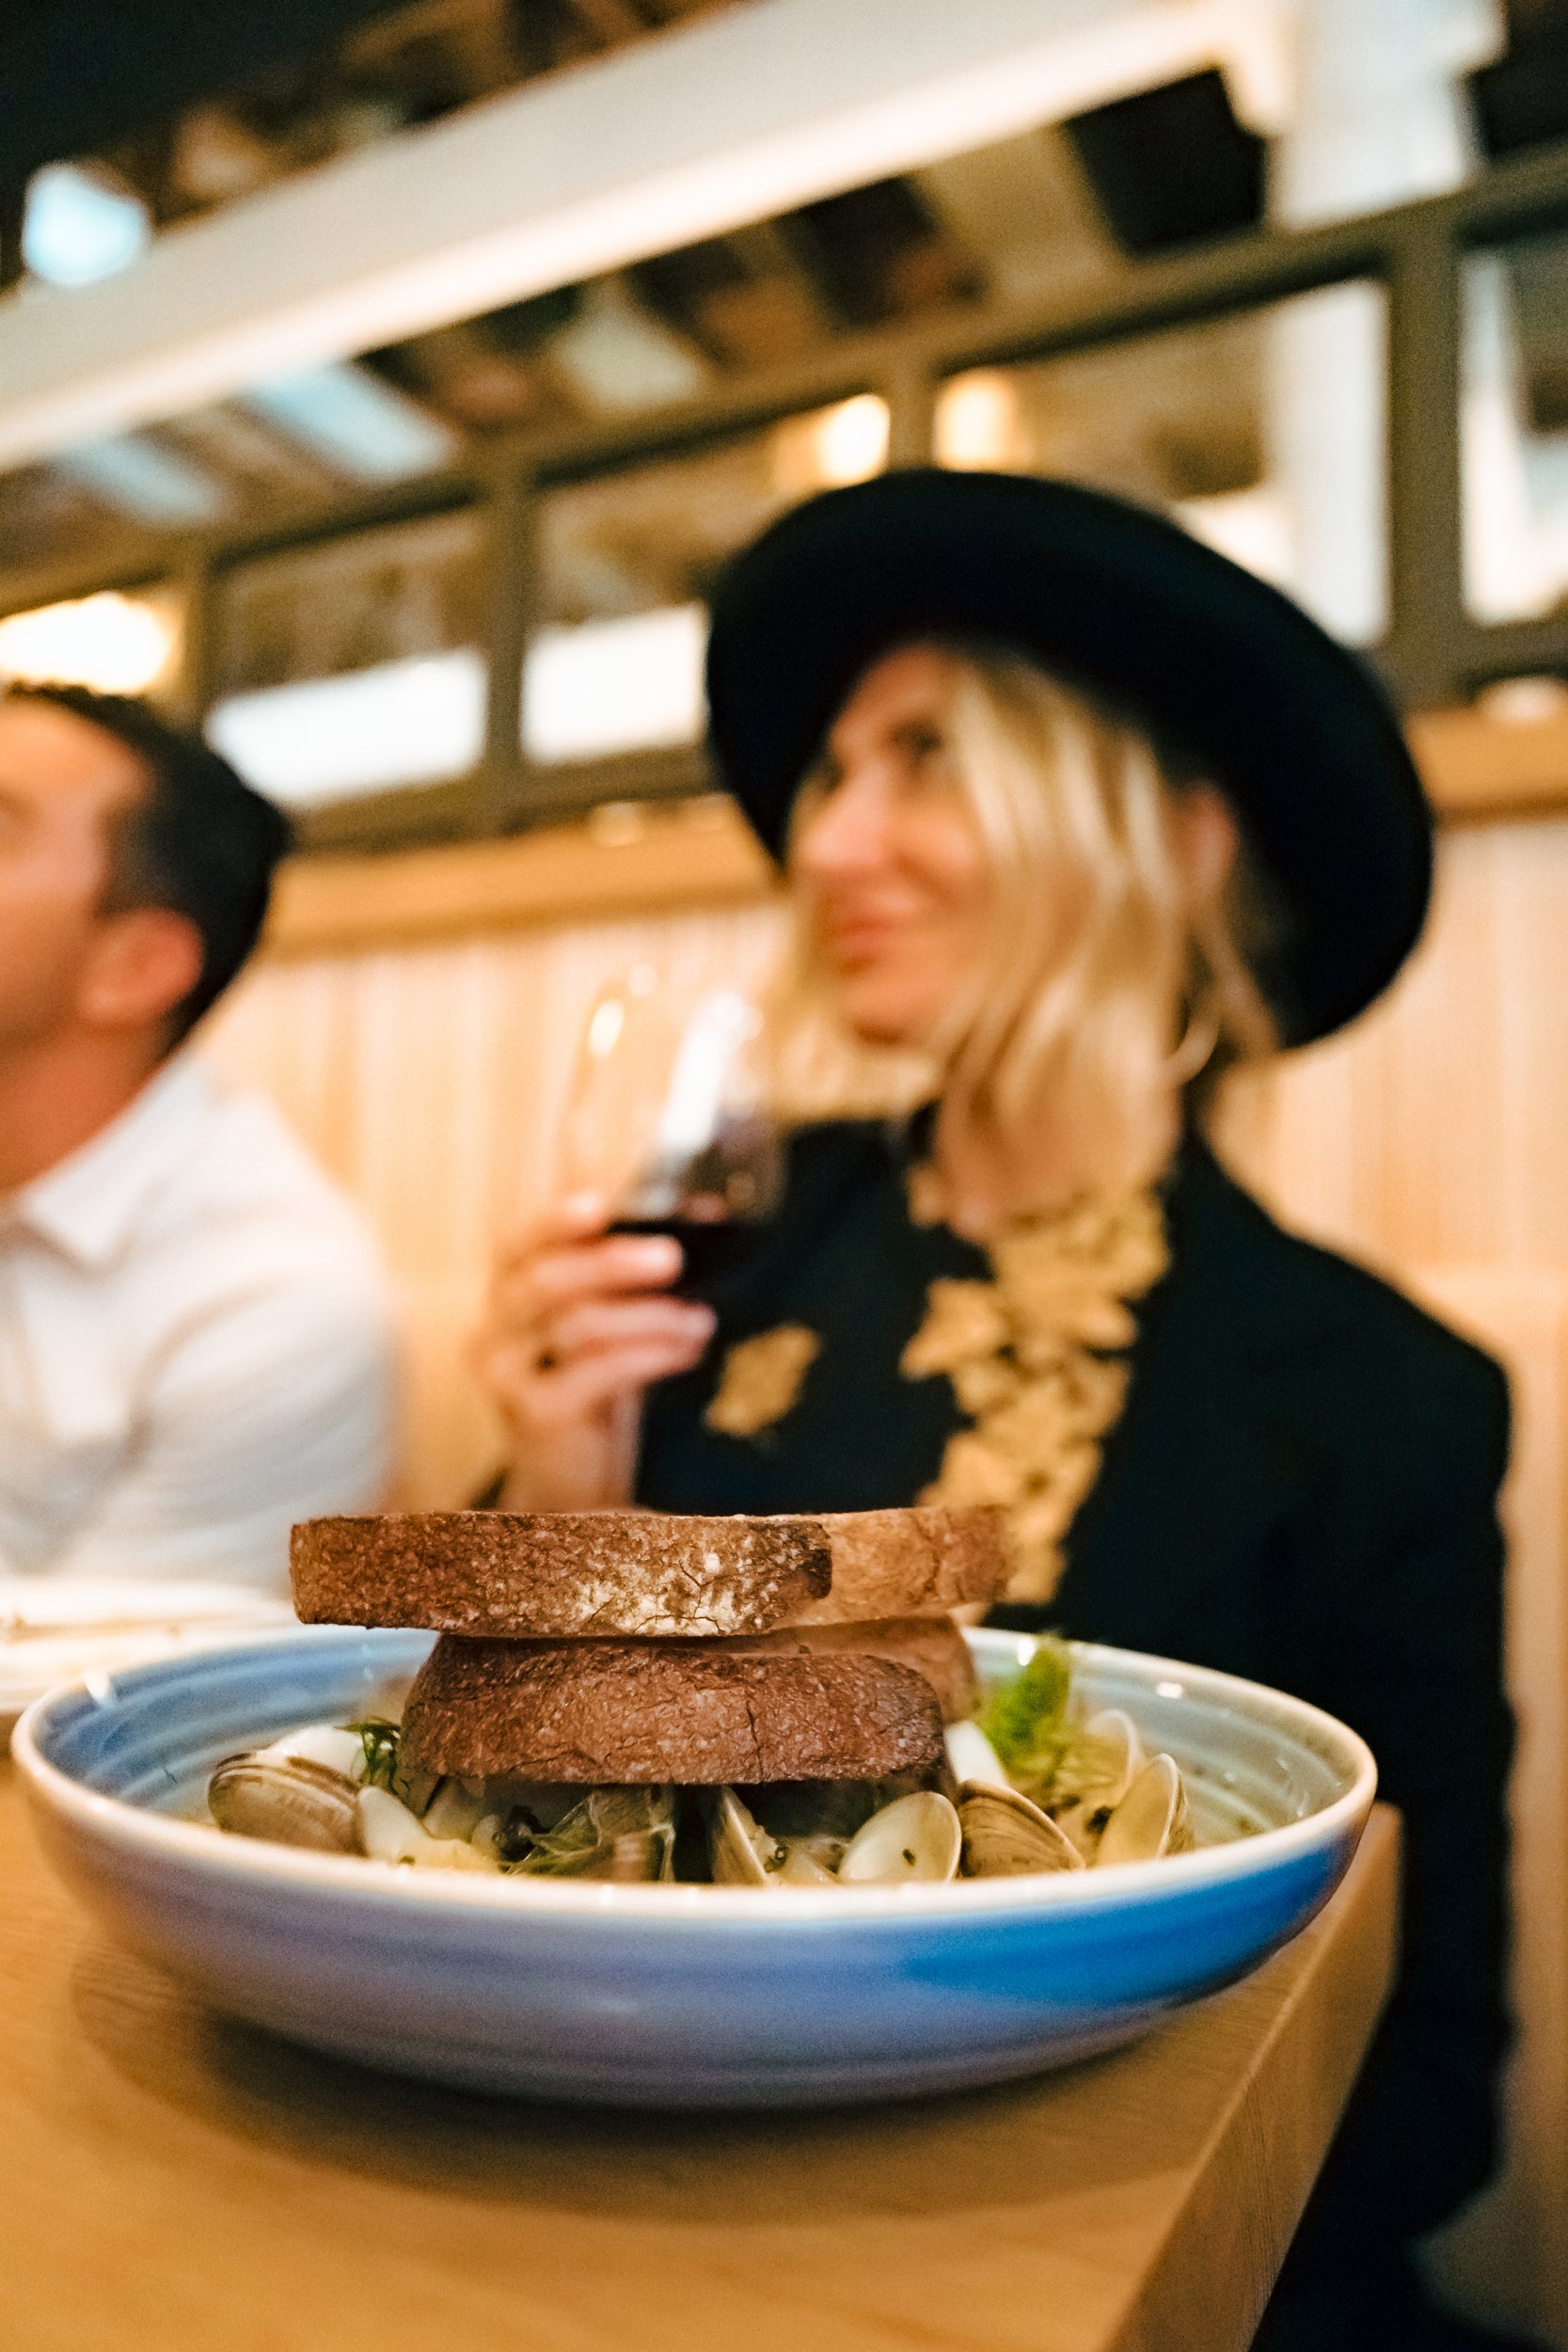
(1080, 1708, 1145, 1801)
(943, 1719, 1011, 1791)
(837, 1791, 961, 1885)
(772, 1842, 841, 1885)
(1094, 1753, 1194, 1867)
(958, 1782, 1085, 1877)
(1050, 1707, 1147, 1856)
(711, 1791, 853, 1886)
(709, 1787, 787, 1885)
(256, 1724, 369, 1782)
(354, 1785, 503, 1870)
(208, 1752, 361, 1853)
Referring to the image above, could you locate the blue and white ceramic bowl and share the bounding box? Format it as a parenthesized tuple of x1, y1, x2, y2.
(13, 1629, 1374, 2107)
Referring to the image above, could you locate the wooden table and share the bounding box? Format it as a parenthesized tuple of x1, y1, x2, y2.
(0, 1770, 1397, 2352)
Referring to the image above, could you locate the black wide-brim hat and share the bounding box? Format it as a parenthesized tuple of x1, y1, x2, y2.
(705, 469, 1432, 1045)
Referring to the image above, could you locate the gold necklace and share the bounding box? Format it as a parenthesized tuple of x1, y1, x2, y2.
(900, 1174, 1169, 1603)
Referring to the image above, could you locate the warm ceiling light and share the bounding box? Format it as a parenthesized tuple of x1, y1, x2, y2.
(816, 394, 892, 485)
(935, 371, 1026, 469)
(773, 394, 890, 494)
(0, 592, 178, 693)
(1478, 675, 1568, 726)
(22, 163, 151, 289)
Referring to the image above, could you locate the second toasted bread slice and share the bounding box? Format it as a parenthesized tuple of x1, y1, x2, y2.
(400, 1625, 951, 1785)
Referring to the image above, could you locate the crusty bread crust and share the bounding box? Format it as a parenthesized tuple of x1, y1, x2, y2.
(736, 1613, 976, 1724)
(401, 1629, 947, 1783)
(291, 1505, 1003, 1637)
(800, 1508, 1005, 1624)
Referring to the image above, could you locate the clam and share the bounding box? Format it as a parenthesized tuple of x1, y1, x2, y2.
(1093, 1753, 1194, 1867)
(208, 1751, 361, 1853)
(943, 1719, 1011, 1791)
(470, 1811, 509, 1862)
(780, 1833, 849, 1876)
(408, 1839, 501, 1873)
(257, 1724, 370, 1782)
(1079, 1709, 1145, 1799)
(710, 1792, 854, 1885)
(773, 1843, 841, 1885)
(421, 1777, 487, 1843)
(355, 1785, 503, 1870)
(744, 1781, 878, 1840)
(357, 1783, 433, 1863)
(958, 1782, 1085, 1877)
(709, 1787, 787, 1884)
(837, 1791, 961, 1884)
(605, 1827, 676, 1883)
(1050, 1708, 1146, 1855)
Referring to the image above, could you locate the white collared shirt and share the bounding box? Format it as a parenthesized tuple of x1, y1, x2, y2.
(0, 1053, 395, 1593)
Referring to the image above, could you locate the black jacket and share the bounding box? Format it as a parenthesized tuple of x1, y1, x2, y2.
(639, 1120, 1513, 2249)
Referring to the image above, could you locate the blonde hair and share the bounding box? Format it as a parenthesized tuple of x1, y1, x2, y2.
(784, 641, 1281, 1201)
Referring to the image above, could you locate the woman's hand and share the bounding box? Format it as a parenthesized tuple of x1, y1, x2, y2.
(472, 1195, 716, 1511)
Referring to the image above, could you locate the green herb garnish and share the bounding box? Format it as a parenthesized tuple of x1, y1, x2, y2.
(979, 1639, 1073, 1789)
(347, 1717, 402, 1793)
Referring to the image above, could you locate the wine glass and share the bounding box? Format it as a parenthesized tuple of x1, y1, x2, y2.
(557, 964, 784, 1294)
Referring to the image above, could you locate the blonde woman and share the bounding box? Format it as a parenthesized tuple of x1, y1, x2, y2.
(479, 473, 1516, 2352)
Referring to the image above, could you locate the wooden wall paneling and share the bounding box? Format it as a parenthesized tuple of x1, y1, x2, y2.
(201, 900, 796, 1506)
(264, 800, 775, 958)
(1411, 1269, 1568, 2352)
(1409, 706, 1568, 821)
(1218, 818, 1568, 1274)
(202, 955, 362, 1197)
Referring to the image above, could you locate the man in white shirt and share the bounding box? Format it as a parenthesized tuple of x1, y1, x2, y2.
(0, 682, 395, 1591)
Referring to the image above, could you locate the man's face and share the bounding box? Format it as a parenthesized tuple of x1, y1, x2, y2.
(0, 698, 147, 1054)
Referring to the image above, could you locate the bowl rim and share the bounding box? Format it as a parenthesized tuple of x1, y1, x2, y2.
(11, 1628, 1377, 1928)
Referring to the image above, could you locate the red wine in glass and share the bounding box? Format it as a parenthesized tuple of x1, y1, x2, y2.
(610, 1217, 767, 1295)
(562, 980, 783, 1299)
(609, 1115, 782, 1295)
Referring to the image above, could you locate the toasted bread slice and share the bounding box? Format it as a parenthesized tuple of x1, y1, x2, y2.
(291, 1506, 1004, 1638)
(767, 1613, 976, 1724)
(400, 1623, 951, 1784)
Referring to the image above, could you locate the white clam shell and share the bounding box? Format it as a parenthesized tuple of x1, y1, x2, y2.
(208, 1752, 361, 1854)
(837, 1791, 961, 1885)
(958, 1783, 1085, 1877)
(773, 1843, 840, 1885)
(356, 1784, 433, 1864)
(943, 1720, 1011, 1790)
(1094, 1753, 1194, 1867)
(1079, 1709, 1145, 1804)
(709, 1788, 785, 1885)
(256, 1724, 368, 1783)
(408, 1837, 501, 1873)
(1050, 1708, 1149, 1856)
(421, 1778, 486, 1842)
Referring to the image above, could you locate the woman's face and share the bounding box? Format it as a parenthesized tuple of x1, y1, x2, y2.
(790, 644, 993, 1047)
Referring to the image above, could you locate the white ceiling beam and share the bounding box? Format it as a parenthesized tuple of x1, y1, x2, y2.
(0, 0, 1292, 473)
